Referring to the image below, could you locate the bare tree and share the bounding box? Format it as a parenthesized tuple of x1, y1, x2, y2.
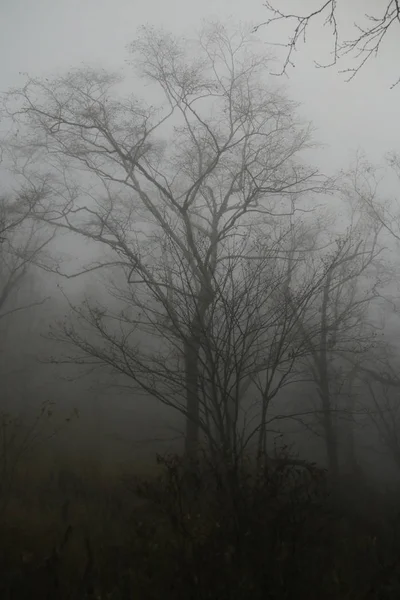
(287, 197, 386, 481)
(345, 155, 400, 472)
(0, 189, 54, 323)
(3, 22, 329, 458)
(256, 1, 400, 87)
(365, 377, 400, 473)
(0, 184, 56, 424)
(50, 219, 329, 470)
(359, 152, 400, 246)
(0, 185, 69, 513)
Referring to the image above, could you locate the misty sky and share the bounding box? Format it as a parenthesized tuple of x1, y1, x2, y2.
(1, 0, 399, 182)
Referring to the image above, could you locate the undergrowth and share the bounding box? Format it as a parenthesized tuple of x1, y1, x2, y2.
(1, 450, 400, 598)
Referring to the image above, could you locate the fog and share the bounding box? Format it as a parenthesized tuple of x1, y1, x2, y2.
(1, 2, 400, 597)
(1, 0, 400, 474)
(1, 0, 400, 470)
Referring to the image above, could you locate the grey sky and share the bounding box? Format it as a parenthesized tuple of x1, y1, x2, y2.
(1, 0, 399, 177)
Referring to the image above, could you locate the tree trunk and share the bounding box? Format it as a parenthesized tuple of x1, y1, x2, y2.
(343, 366, 361, 472)
(319, 382, 339, 484)
(257, 394, 270, 460)
(184, 338, 200, 459)
(319, 272, 339, 483)
(183, 285, 214, 459)
(344, 387, 357, 471)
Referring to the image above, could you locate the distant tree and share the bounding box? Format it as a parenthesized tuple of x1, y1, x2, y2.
(256, 1, 400, 87)
(0, 191, 52, 323)
(3, 21, 329, 460)
(0, 188, 55, 415)
(341, 153, 400, 473)
(365, 375, 400, 474)
(361, 152, 400, 243)
(0, 181, 68, 513)
(292, 212, 385, 481)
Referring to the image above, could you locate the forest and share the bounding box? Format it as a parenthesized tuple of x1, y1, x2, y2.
(2, 17, 400, 599)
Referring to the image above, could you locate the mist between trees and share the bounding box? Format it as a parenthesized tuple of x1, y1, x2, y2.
(2, 19, 400, 487)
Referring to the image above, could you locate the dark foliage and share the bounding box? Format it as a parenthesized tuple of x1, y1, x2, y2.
(1, 452, 400, 598)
